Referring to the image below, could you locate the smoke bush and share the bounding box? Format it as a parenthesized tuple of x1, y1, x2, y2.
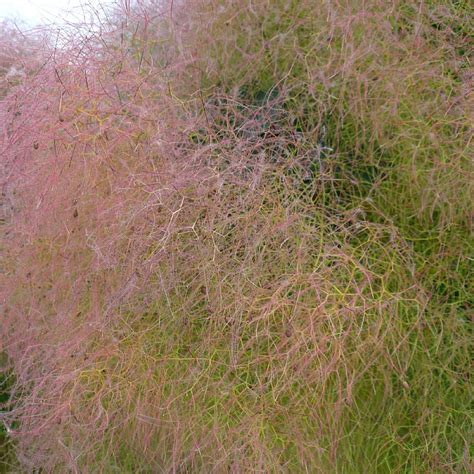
(1, 0, 472, 472)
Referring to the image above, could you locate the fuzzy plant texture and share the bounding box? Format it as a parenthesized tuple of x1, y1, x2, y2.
(0, 0, 473, 472)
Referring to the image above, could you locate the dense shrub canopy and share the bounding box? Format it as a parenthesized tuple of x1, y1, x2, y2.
(1, 0, 472, 472)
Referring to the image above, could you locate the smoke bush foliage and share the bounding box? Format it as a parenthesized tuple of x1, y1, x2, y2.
(1, 0, 472, 471)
